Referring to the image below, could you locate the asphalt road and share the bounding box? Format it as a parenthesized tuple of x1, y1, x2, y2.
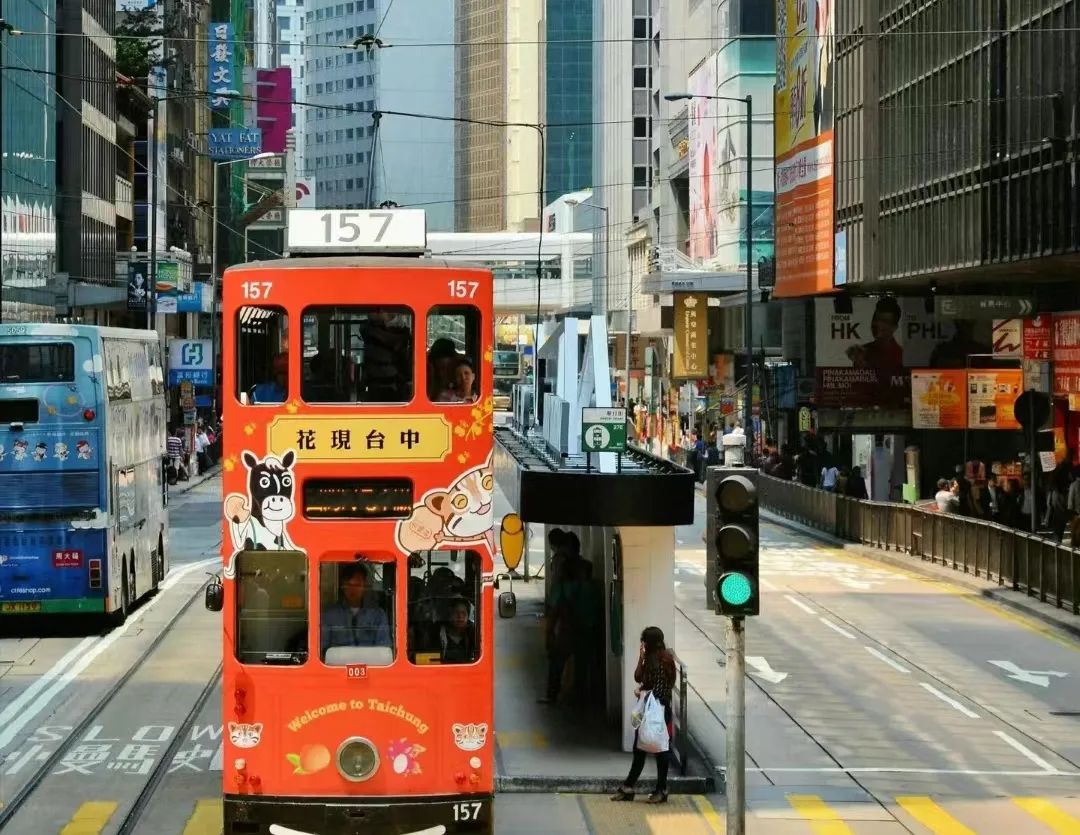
(5, 475, 1080, 833)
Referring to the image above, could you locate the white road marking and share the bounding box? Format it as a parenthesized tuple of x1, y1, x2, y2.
(760, 578, 779, 592)
(819, 617, 856, 640)
(864, 646, 910, 674)
(721, 766, 1080, 776)
(987, 660, 1069, 688)
(919, 683, 980, 719)
(746, 656, 788, 684)
(994, 730, 1061, 773)
(0, 557, 218, 751)
(784, 594, 816, 615)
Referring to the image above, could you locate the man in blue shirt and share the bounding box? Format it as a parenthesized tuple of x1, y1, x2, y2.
(252, 352, 287, 404)
(321, 563, 390, 657)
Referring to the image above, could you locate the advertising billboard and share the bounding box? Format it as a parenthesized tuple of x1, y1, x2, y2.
(673, 293, 709, 379)
(911, 370, 966, 429)
(155, 260, 180, 314)
(774, 0, 835, 297)
(815, 297, 992, 408)
(687, 55, 718, 263)
(256, 67, 292, 154)
(966, 370, 1022, 430)
(1053, 313, 1080, 395)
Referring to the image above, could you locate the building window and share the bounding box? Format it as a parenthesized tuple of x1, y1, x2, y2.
(633, 67, 648, 88)
(633, 117, 648, 138)
(346, 153, 354, 164)
(335, 3, 344, 15)
(347, 27, 355, 38)
(346, 78, 354, 89)
(633, 17, 648, 38)
(279, 16, 291, 29)
(346, 178, 354, 189)
(633, 166, 648, 187)
(346, 128, 354, 139)
(346, 1, 354, 11)
(346, 52, 354, 64)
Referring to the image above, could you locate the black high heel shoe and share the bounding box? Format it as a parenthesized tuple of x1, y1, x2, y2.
(611, 787, 635, 802)
(646, 791, 668, 804)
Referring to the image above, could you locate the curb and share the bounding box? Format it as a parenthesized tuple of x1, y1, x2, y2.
(495, 773, 711, 795)
(169, 466, 220, 497)
(760, 509, 1080, 642)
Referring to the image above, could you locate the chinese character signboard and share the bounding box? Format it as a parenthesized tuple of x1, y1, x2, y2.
(208, 23, 235, 110)
(673, 293, 708, 379)
(208, 128, 263, 161)
(773, 0, 835, 298)
(910, 370, 966, 429)
(1025, 314, 1052, 361)
(268, 416, 451, 463)
(581, 407, 627, 453)
(168, 339, 213, 386)
(1053, 313, 1080, 395)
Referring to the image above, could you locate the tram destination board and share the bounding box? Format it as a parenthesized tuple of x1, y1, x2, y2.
(287, 208, 427, 254)
(582, 406, 628, 453)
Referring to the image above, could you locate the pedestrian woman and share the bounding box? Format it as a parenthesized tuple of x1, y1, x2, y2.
(611, 626, 676, 804)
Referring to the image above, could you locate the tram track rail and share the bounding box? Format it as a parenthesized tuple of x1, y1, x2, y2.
(0, 575, 215, 830)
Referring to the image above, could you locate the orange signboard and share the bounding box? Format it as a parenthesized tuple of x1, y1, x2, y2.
(911, 370, 966, 429)
(967, 370, 1022, 430)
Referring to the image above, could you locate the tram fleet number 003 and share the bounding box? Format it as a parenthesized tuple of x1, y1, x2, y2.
(453, 802, 483, 822)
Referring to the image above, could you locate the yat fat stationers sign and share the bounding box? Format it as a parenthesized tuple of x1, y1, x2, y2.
(581, 407, 627, 453)
(208, 128, 263, 161)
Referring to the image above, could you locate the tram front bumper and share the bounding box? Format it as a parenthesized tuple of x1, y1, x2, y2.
(225, 793, 494, 835)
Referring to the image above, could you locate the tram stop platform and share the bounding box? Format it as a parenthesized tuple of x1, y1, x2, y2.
(493, 420, 714, 796)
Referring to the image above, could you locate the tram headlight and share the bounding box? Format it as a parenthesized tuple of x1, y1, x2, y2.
(336, 737, 380, 782)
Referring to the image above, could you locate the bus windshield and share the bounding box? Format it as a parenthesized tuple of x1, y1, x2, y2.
(0, 343, 75, 383)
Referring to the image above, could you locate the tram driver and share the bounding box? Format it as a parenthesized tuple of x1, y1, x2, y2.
(321, 562, 391, 658)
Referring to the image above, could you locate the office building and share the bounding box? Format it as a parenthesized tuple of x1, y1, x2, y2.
(543, 0, 592, 202)
(276, 0, 308, 174)
(1, 0, 58, 321)
(304, 0, 454, 229)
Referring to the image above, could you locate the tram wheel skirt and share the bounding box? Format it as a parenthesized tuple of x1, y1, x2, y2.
(224, 792, 494, 835)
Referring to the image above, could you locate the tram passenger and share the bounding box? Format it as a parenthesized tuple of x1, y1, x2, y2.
(452, 356, 479, 402)
(438, 598, 477, 664)
(252, 352, 288, 403)
(360, 310, 411, 402)
(428, 339, 459, 402)
(320, 563, 391, 656)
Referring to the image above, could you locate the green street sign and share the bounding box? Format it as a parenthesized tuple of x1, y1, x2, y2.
(581, 407, 628, 453)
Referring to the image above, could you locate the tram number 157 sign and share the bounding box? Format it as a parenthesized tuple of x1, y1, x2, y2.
(287, 208, 427, 254)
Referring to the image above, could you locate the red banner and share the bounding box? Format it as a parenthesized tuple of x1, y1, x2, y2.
(52, 550, 83, 568)
(1024, 315, 1052, 360)
(1054, 313, 1080, 395)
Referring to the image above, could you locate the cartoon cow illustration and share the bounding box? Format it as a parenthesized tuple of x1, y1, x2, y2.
(396, 454, 496, 555)
(223, 451, 301, 578)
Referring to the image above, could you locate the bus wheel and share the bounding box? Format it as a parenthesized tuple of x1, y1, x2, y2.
(112, 562, 130, 627)
(128, 552, 137, 608)
(151, 536, 164, 592)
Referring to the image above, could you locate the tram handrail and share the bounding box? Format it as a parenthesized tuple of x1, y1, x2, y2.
(758, 474, 1080, 616)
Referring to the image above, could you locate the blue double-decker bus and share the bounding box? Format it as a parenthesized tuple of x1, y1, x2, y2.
(0, 324, 169, 621)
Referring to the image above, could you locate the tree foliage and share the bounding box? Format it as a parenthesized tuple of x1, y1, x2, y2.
(114, 5, 180, 80)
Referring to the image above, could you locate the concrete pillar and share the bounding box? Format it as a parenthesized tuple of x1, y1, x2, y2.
(618, 525, 675, 752)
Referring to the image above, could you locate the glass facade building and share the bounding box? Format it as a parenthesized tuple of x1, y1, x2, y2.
(1, 0, 58, 320)
(544, 0, 592, 202)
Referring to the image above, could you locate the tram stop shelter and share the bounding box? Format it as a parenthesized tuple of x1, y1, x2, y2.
(492, 316, 711, 793)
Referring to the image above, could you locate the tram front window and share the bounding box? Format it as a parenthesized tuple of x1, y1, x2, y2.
(234, 551, 308, 665)
(407, 550, 481, 665)
(320, 560, 396, 666)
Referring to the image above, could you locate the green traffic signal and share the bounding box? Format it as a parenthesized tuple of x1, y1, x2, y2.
(718, 572, 753, 606)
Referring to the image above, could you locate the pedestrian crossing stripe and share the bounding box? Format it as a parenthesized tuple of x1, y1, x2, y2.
(1013, 797, 1080, 834)
(59, 801, 117, 835)
(897, 796, 975, 835)
(786, 794, 854, 834)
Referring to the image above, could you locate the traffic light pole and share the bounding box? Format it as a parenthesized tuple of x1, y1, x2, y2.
(726, 616, 746, 835)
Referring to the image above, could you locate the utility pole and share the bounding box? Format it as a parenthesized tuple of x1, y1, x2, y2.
(726, 617, 746, 834)
(743, 95, 754, 456)
(147, 103, 159, 331)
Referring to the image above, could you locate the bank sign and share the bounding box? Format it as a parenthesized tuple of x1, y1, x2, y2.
(208, 128, 263, 161)
(168, 339, 213, 386)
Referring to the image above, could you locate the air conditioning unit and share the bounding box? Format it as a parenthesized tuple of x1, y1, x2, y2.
(170, 147, 185, 165)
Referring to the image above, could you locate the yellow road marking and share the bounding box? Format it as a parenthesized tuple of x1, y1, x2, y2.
(786, 795, 855, 835)
(579, 795, 712, 834)
(896, 796, 976, 834)
(60, 801, 118, 835)
(182, 798, 224, 835)
(691, 795, 725, 834)
(494, 730, 549, 748)
(1013, 797, 1080, 833)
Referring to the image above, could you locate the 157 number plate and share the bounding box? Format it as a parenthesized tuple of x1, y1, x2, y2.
(1, 602, 41, 613)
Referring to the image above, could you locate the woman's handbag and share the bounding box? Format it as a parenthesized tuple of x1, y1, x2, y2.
(636, 692, 670, 753)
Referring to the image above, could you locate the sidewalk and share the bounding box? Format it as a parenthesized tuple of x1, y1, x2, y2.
(494, 565, 712, 795)
(168, 464, 220, 497)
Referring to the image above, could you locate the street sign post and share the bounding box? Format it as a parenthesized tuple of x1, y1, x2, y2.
(935, 296, 1035, 318)
(581, 407, 627, 453)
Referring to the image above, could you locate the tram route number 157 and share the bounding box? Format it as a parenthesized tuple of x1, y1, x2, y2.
(453, 802, 483, 822)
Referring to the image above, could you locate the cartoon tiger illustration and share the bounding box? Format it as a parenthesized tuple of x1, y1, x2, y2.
(396, 454, 495, 555)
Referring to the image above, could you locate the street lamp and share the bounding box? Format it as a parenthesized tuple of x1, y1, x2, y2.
(565, 199, 624, 394)
(665, 91, 755, 454)
(210, 152, 276, 413)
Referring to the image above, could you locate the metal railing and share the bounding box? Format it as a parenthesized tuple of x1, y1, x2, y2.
(670, 651, 690, 776)
(759, 475, 1080, 616)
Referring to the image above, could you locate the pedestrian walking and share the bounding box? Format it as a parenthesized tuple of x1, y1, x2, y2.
(611, 626, 676, 805)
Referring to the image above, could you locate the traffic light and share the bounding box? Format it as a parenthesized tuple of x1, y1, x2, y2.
(711, 468, 759, 616)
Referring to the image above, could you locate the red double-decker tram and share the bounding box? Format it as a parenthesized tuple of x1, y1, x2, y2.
(212, 210, 495, 834)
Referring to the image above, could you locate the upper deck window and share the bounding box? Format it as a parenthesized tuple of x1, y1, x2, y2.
(236, 306, 290, 404)
(301, 306, 414, 404)
(426, 307, 482, 404)
(0, 343, 74, 383)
